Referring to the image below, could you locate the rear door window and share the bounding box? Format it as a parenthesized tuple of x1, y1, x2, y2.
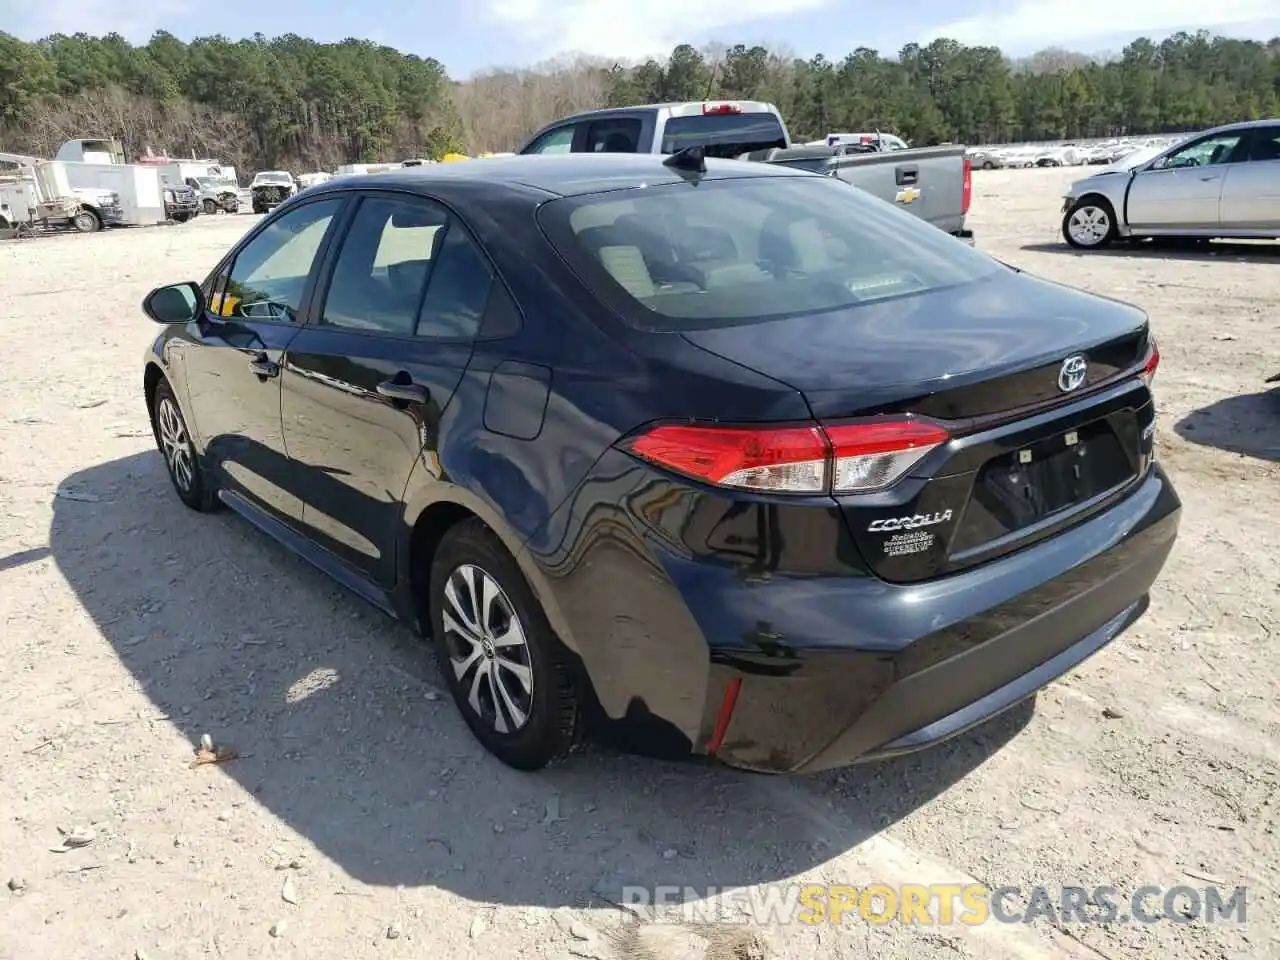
(584, 118, 642, 153)
(320, 196, 446, 336)
(1245, 126, 1280, 162)
(660, 112, 787, 159)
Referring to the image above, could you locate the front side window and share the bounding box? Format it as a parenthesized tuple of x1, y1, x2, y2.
(538, 175, 1001, 331)
(525, 126, 576, 155)
(212, 198, 342, 322)
(1155, 133, 1246, 169)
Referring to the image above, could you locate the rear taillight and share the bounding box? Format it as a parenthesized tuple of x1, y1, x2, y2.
(625, 424, 827, 493)
(961, 157, 972, 215)
(825, 420, 950, 493)
(622, 418, 949, 495)
(1139, 336, 1159, 387)
(702, 102, 743, 115)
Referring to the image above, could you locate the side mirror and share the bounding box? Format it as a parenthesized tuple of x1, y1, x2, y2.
(143, 281, 204, 324)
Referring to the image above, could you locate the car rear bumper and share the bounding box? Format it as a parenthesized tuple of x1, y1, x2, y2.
(700, 464, 1178, 773)
(538, 455, 1179, 774)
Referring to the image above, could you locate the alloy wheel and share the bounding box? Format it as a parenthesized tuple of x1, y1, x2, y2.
(1067, 205, 1111, 247)
(157, 396, 195, 493)
(440, 563, 534, 734)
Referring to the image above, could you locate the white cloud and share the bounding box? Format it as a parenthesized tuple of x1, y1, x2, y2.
(0, 0, 192, 42)
(482, 0, 834, 64)
(924, 0, 1280, 52)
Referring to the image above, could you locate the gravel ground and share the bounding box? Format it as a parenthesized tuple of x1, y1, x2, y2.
(1, 168, 1278, 960)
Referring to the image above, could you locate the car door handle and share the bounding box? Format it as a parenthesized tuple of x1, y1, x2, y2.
(376, 379, 430, 404)
(1199, 175, 1220, 181)
(248, 355, 279, 378)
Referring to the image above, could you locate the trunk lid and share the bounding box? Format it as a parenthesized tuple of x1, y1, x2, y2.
(680, 270, 1156, 582)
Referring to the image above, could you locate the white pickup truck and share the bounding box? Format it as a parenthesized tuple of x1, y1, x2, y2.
(517, 101, 974, 242)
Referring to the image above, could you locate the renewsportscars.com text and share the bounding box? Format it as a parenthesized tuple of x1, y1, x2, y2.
(621, 883, 1247, 926)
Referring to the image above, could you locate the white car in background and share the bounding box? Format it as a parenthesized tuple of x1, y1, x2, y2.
(1061, 119, 1280, 249)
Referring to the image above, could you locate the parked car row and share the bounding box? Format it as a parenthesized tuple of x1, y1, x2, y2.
(968, 136, 1182, 170)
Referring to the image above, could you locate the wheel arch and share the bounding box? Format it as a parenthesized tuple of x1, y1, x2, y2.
(143, 353, 205, 452)
(397, 484, 578, 657)
(144, 361, 164, 418)
(1064, 192, 1121, 248)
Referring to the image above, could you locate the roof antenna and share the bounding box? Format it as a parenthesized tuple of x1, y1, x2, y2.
(663, 144, 707, 174)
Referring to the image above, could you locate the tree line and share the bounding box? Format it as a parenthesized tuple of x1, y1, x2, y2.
(1, 29, 1277, 176)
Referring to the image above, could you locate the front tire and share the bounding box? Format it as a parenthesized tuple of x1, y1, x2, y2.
(202, 199, 217, 215)
(73, 209, 102, 233)
(429, 519, 583, 770)
(150, 379, 217, 512)
(1063, 198, 1117, 250)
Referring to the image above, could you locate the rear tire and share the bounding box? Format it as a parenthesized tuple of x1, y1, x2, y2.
(428, 519, 583, 770)
(150, 379, 218, 512)
(1062, 197, 1117, 250)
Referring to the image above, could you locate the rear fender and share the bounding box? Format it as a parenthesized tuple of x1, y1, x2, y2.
(395, 460, 582, 656)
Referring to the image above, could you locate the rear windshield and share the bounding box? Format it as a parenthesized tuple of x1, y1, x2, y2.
(538, 175, 1000, 331)
(660, 112, 787, 159)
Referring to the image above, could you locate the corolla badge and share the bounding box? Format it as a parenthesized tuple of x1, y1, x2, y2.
(1058, 354, 1088, 392)
(867, 509, 953, 533)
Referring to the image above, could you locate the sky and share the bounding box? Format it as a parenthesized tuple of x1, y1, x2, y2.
(2, 0, 1279, 78)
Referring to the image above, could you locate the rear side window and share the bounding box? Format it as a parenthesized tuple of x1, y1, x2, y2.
(320, 194, 492, 340)
(1247, 127, 1280, 162)
(538, 175, 1001, 331)
(660, 112, 786, 159)
(322, 196, 446, 335)
(584, 118, 642, 153)
(416, 224, 493, 339)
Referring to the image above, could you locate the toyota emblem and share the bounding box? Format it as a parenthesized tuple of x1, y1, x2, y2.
(1058, 354, 1088, 393)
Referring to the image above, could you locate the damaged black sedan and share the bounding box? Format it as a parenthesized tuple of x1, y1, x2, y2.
(139, 154, 1180, 774)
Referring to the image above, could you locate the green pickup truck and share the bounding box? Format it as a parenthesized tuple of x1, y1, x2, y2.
(517, 101, 973, 243)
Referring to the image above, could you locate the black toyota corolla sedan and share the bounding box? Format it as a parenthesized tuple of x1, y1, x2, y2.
(140, 152, 1180, 775)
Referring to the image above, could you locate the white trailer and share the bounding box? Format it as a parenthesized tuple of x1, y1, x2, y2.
(49, 139, 166, 225)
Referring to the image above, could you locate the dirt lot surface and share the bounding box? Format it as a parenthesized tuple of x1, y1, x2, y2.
(2, 169, 1278, 960)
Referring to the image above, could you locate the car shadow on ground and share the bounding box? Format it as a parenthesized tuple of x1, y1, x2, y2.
(1021, 239, 1280, 263)
(49, 450, 1033, 908)
(1175, 388, 1280, 463)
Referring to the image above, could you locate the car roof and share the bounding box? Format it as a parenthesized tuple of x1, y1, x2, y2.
(1204, 118, 1280, 135)
(540, 100, 779, 121)
(312, 153, 816, 200)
